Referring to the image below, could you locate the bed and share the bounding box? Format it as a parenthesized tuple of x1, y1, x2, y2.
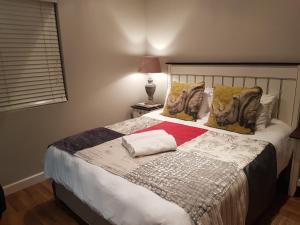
(44, 63, 300, 225)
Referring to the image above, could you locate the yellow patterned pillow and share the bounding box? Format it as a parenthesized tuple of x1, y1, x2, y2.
(206, 85, 263, 134)
(161, 81, 205, 121)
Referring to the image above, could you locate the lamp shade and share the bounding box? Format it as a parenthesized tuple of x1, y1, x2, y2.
(138, 56, 161, 73)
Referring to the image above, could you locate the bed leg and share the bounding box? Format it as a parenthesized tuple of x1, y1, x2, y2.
(51, 181, 58, 200)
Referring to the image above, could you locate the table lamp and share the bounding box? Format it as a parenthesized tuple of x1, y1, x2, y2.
(138, 56, 161, 105)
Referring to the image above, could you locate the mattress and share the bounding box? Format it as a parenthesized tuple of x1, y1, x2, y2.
(44, 109, 293, 225)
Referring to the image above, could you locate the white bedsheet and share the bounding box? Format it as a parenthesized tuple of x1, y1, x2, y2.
(44, 109, 292, 225)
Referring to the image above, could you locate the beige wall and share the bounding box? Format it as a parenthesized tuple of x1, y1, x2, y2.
(0, 0, 146, 186)
(146, 0, 300, 102)
(2, 0, 300, 186)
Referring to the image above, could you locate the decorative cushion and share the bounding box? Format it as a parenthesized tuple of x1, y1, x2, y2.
(161, 81, 205, 121)
(206, 85, 263, 134)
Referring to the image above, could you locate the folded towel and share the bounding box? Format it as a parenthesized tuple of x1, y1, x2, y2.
(122, 130, 177, 157)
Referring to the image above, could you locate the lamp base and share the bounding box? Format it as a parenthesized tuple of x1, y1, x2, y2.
(145, 100, 155, 105)
(145, 77, 156, 105)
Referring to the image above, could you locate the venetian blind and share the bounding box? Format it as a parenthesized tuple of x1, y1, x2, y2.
(0, 0, 67, 112)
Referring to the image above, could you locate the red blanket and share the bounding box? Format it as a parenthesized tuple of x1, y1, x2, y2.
(135, 121, 207, 146)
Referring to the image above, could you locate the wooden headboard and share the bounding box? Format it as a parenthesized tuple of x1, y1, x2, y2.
(167, 63, 300, 129)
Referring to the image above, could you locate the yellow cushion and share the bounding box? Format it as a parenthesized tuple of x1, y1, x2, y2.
(161, 81, 205, 121)
(206, 85, 263, 134)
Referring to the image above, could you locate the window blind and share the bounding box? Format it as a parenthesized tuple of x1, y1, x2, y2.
(0, 0, 67, 112)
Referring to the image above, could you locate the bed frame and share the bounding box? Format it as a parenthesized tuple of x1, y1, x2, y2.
(53, 63, 300, 225)
(53, 162, 291, 225)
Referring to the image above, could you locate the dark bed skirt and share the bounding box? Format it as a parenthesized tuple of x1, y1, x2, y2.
(53, 182, 113, 225)
(52, 158, 292, 225)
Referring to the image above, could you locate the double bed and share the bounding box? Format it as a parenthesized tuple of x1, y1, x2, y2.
(44, 63, 300, 225)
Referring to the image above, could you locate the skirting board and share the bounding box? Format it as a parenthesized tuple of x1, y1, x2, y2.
(3, 172, 46, 196)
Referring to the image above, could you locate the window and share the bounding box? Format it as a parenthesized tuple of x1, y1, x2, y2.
(0, 0, 67, 112)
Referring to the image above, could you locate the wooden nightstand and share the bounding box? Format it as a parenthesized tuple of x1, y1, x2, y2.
(289, 127, 300, 196)
(0, 184, 5, 218)
(131, 103, 163, 118)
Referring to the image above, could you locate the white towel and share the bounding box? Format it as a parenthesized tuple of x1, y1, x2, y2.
(122, 130, 177, 157)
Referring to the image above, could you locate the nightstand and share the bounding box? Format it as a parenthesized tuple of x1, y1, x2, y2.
(131, 103, 163, 118)
(0, 184, 5, 218)
(289, 127, 300, 196)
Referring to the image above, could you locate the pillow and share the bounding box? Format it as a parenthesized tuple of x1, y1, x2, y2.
(263, 94, 277, 123)
(161, 81, 205, 121)
(206, 85, 263, 134)
(256, 94, 276, 130)
(198, 87, 214, 119)
(163, 84, 171, 107)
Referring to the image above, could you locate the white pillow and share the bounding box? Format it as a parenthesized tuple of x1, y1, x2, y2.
(198, 87, 214, 119)
(163, 85, 171, 107)
(256, 94, 276, 130)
